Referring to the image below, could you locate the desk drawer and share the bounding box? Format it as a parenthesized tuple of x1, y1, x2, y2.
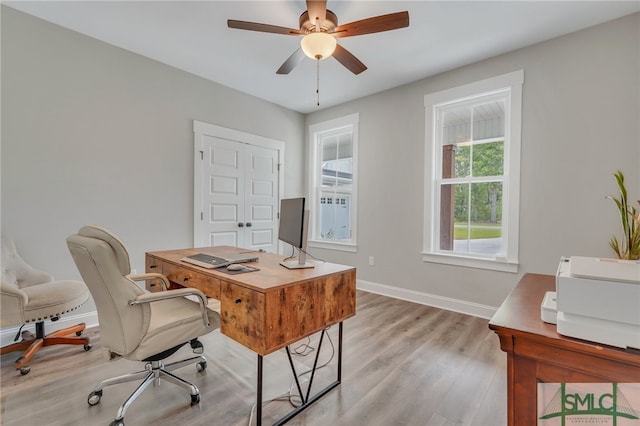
(145, 257, 166, 292)
(220, 282, 266, 354)
(163, 263, 221, 300)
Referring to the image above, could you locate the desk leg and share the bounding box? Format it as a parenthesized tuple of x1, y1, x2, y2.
(272, 322, 344, 426)
(257, 355, 263, 426)
(338, 321, 343, 381)
(254, 323, 344, 426)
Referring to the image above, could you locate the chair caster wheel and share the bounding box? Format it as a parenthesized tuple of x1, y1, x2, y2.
(88, 390, 103, 406)
(84, 344, 92, 351)
(190, 339, 204, 355)
(19, 366, 30, 375)
(109, 419, 124, 426)
(190, 393, 200, 406)
(196, 360, 207, 372)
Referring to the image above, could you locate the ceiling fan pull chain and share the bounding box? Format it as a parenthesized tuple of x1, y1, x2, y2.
(316, 57, 321, 106)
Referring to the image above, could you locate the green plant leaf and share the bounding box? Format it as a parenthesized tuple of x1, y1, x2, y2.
(607, 171, 640, 260)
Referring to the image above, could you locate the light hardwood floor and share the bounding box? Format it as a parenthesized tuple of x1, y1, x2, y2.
(0, 291, 506, 425)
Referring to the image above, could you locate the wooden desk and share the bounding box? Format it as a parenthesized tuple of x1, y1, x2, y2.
(145, 246, 356, 425)
(489, 273, 640, 426)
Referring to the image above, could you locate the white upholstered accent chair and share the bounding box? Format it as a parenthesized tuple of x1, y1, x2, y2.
(1, 235, 91, 375)
(66, 225, 220, 426)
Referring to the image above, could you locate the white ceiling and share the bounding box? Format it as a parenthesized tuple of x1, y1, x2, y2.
(5, 1, 639, 114)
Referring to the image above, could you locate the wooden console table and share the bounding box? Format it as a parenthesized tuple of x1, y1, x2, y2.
(489, 273, 640, 426)
(145, 246, 356, 425)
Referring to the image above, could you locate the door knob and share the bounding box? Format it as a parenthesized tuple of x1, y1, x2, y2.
(238, 222, 245, 227)
(246, 222, 252, 227)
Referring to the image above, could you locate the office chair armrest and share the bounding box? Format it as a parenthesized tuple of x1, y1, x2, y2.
(129, 288, 211, 327)
(127, 272, 169, 291)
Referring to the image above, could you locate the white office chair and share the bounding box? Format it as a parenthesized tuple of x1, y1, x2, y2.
(66, 225, 220, 426)
(1, 235, 91, 375)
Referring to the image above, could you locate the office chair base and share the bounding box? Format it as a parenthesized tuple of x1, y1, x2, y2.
(0, 321, 91, 375)
(88, 355, 207, 425)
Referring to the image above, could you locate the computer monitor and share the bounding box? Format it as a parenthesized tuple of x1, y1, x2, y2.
(278, 197, 314, 269)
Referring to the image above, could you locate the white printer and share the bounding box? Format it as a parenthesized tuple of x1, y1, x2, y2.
(549, 256, 640, 350)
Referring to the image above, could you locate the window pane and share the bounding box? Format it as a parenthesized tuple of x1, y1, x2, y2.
(319, 192, 351, 241)
(472, 141, 504, 177)
(439, 183, 457, 250)
(454, 145, 471, 178)
(440, 181, 504, 256)
(451, 182, 503, 256)
(469, 181, 503, 224)
(472, 100, 504, 140)
(454, 183, 469, 225)
(442, 108, 471, 144)
(452, 181, 470, 253)
(321, 133, 353, 188)
(337, 133, 352, 160)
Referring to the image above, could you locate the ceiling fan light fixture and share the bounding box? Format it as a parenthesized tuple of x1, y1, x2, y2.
(300, 32, 337, 60)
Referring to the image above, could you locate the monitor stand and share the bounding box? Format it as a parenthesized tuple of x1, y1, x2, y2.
(280, 259, 315, 269)
(280, 247, 314, 269)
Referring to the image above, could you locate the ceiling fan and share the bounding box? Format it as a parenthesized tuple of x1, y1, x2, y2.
(228, 0, 410, 75)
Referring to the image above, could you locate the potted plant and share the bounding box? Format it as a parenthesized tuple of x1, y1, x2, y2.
(606, 170, 640, 260)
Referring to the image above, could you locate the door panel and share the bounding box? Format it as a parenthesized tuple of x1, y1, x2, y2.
(244, 144, 278, 250)
(210, 231, 238, 247)
(206, 136, 245, 247)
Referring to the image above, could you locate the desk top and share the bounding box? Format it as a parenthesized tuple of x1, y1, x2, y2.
(489, 273, 640, 365)
(146, 246, 355, 293)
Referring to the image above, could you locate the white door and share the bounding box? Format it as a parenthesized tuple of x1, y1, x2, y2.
(193, 121, 284, 251)
(244, 144, 280, 249)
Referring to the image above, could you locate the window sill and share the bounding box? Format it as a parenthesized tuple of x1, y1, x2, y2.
(422, 252, 518, 273)
(309, 240, 357, 253)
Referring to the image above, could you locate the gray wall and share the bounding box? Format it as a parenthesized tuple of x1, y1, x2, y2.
(1, 7, 305, 290)
(306, 13, 640, 308)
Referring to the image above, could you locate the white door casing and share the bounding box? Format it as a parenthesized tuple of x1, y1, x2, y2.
(193, 121, 284, 251)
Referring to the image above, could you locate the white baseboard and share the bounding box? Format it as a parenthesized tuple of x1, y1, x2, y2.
(357, 279, 497, 319)
(1, 311, 99, 347)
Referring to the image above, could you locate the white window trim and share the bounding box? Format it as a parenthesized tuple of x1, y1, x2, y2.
(308, 113, 359, 252)
(423, 70, 523, 273)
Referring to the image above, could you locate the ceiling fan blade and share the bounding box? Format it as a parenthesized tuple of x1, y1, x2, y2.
(228, 20, 302, 36)
(306, 0, 327, 26)
(332, 44, 367, 75)
(276, 48, 306, 75)
(332, 11, 409, 38)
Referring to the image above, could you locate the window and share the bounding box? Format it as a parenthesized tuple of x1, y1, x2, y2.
(308, 114, 359, 252)
(423, 71, 523, 272)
